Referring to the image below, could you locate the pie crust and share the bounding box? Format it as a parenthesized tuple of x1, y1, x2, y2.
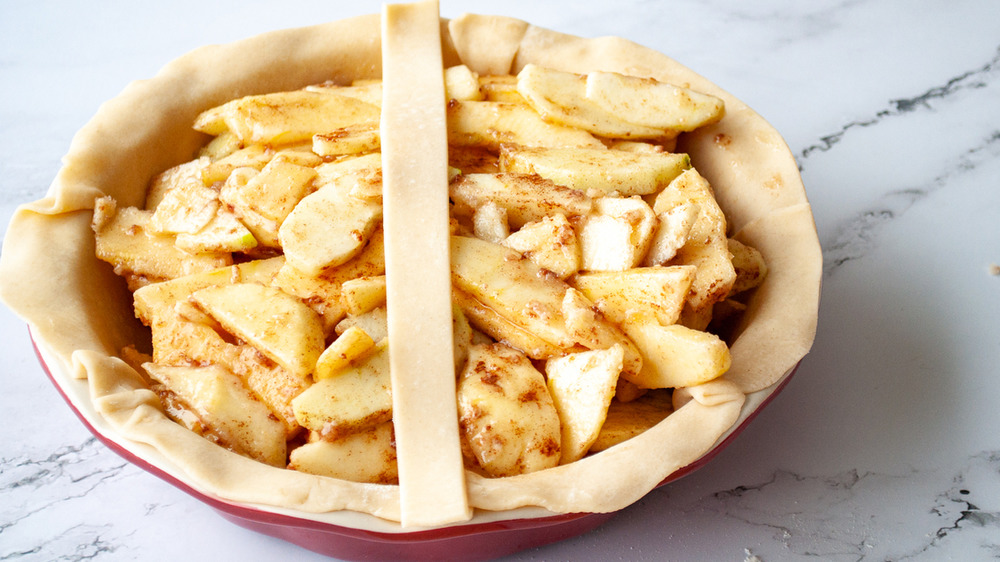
(0, 11, 821, 529)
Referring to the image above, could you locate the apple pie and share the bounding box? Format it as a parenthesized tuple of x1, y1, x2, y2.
(0, 6, 821, 529)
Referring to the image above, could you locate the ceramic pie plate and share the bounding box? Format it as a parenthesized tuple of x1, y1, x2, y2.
(0, 9, 821, 561)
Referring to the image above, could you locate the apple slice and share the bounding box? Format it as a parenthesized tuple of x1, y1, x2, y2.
(144, 363, 286, 467)
(132, 257, 284, 324)
(445, 65, 484, 101)
(340, 275, 387, 316)
(620, 316, 731, 389)
(306, 80, 383, 108)
(451, 236, 642, 379)
(314, 326, 376, 380)
(571, 265, 696, 326)
(175, 209, 258, 254)
(201, 144, 272, 186)
(145, 156, 211, 211)
(313, 152, 384, 201)
(272, 228, 385, 329)
(147, 174, 220, 235)
(289, 423, 398, 484)
(588, 390, 674, 453)
(654, 168, 735, 313)
(91, 197, 231, 282)
(278, 185, 382, 277)
(457, 343, 561, 477)
(147, 309, 306, 433)
(447, 100, 604, 151)
(545, 345, 623, 464)
(450, 172, 591, 229)
(193, 90, 381, 145)
(451, 235, 577, 351)
(478, 75, 523, 103)
(312, 124, 381, 157)
(499, 145, 690, 197)
(516, 64, 664, 139)
(291, 338, 392, 439)
(643, 201, 700, 266)
(225, 155, 318, 224)
(584, 70, 725, 132)
(190, 283, 324, 380)
(577, 196, 657, 271)
(502, 213, 581, 279)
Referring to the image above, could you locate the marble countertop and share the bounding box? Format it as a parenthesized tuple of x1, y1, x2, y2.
(2, 1, 998, 560)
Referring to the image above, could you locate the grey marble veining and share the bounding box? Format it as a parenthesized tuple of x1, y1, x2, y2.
(799, 46, 1000, 164)
(822, 128, 1000, 277)
(1, 1, 999, 561)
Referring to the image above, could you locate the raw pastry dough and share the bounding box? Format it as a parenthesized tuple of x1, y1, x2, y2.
(380, 0, 470, 527)
(0, 9, 821, 530)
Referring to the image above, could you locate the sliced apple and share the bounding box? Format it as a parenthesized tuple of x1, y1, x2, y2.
(452, 302, 474, 371)
(452, 236, 642, 380)
(147, 310, 305, 433)
(175, 208, 258, 254)
(201, 144, 272, 186)
(219, 154, 317, 248)
(198, 131, 241, 162)
(471, 200, 510, 244)
(451, 235, 577, 351)
(193, 90, 381, 145)
(312, 124, 381, 157)
(448, 145, 500, 174)
(545, 345, 623, 464)
(643, 201, 700, 266)
(335, 306, 388, 343)
(620, 316, 731, 389)
(584, 70, 725, 132)
(272, 229, 385, 329)
(236, 153, 317, 225)
(314, 325, 376, 380)
(457, 343, 561, 477)
(132, 257, 283, 324)
(571, 265, 696, 326)
(502, 213, 581, 279)
(452, 287, 564, 360)
(478, 74, 524, 103)
(147, 173, 219, 235)
(306, 80, 383, 108)
(289, 423, 398, 484)
(728, 237, 768, 294)
(447, 100, 604, 151)
(445, 64, 484, 101)
(91, 197, 231, 282)
(589, 390, 674, 453)
(272, 145, 324, 168)
(146, 157, 211, 211)
(654, 168, 735, 312)
(144, 363, 286, 467)
(340, 275, 387, 316)
(278, 184, 382, 277)
(449, 172, 591, 229)
(498, 145, 690, 197)
(313, 152, 383, 201)
(291, 339, 392, 439)
(190, 282, 324, 380)
(577, 196, 657, 271)
(516, 64, 666, 139)
(560, 288, 643, 379)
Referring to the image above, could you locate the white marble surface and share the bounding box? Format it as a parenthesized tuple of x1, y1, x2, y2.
(1, 0, 999, 560)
